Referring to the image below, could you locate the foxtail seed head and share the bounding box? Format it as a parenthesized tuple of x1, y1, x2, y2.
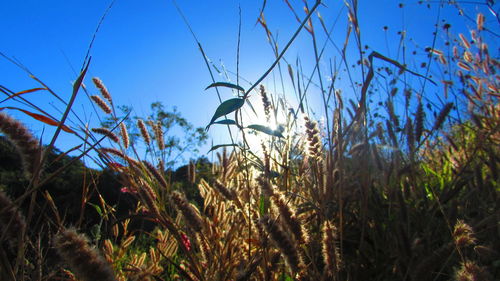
(0, 112, 41, 175)
(55, 228, 117, 281)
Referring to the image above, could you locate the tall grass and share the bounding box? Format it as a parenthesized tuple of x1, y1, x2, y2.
(0, 1, 498, 280)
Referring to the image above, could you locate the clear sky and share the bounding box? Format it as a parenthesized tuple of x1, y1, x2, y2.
(0, 0, 497, 166)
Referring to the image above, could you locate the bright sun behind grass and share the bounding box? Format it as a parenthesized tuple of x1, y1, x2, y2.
(240, 92, 300, 154)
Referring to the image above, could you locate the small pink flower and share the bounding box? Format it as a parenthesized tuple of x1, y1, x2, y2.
(120, 187, 137, 194)
(180, 233, 191, 251)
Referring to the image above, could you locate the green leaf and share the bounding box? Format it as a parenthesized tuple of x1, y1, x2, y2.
(89, 203, 102, 216)
(90, 224, 101, 241)
(213, 119, 237, 125)
(247, 124, 284, 138)
(208, 143, 239, 153)
(259, 195, 268, 216)
(205, 82, 245, 92)
(207, 98, 245, 129)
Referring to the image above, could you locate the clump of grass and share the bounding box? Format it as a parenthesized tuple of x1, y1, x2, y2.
(1, 1, 498, 280)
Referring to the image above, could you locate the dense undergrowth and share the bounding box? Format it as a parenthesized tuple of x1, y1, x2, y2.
(0, 0, 499, 280)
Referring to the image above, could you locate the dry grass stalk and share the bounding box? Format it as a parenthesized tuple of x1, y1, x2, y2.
(54, 228, 117, 281)
(90, 95, 112, 114)
(0, 112, 41, 175)
(91, 127, 119, 143)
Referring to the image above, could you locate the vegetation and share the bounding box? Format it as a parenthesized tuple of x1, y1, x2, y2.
(0, 1, 498, 280)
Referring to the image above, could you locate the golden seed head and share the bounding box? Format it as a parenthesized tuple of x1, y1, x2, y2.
(119, 123, 129, 149)
(154, 121, 165, 150)
(92, 77, 113, 104)
(137, 119, 151, 144)
(91, 95, 112, 114)
(91, 127, 119, 143)
(322, 221, 342, 276)
(476, 13, 485, 31)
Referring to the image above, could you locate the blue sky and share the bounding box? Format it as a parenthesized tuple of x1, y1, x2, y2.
(0, 0, 497, 166)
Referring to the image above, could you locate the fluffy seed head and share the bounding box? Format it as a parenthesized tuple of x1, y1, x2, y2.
(213, 179, 235, 200)
(54, 228, 117, 281)
(272, 193, 308, 244)
(142, 161, 168, 189)
(260, 85, 271, 121)
(137, 119, 150, 144)
(260, 215, 301, 273)
(119, 123, 129, 149)
(0, 112, 41, 175)
(91, 127, 119, 143)
(476, 13, 484, 31)
(322, 221, 341, 276)
(153, 121, 165, 150)
(304, 116, 322, 159)
(453, 220, 476, 248)
(454, 260, 491, 281)
(459, 33, 471, 49)
(92, 77, 113, 104)
(91, 95, 112, 114)
(171, 191, 203, 232)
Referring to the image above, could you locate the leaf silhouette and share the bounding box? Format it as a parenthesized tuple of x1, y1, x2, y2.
(1, 87, 47, 103)
(208, 143, 240, 152)
(207, 98, 245, 129)
(247, 124, 284, 138)
(205, 82, 245, 92)
(0, 107, 74, 133)
(212, 119, 237, 125)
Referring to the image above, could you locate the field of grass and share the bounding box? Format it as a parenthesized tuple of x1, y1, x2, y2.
(0, 1, 498, 280)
